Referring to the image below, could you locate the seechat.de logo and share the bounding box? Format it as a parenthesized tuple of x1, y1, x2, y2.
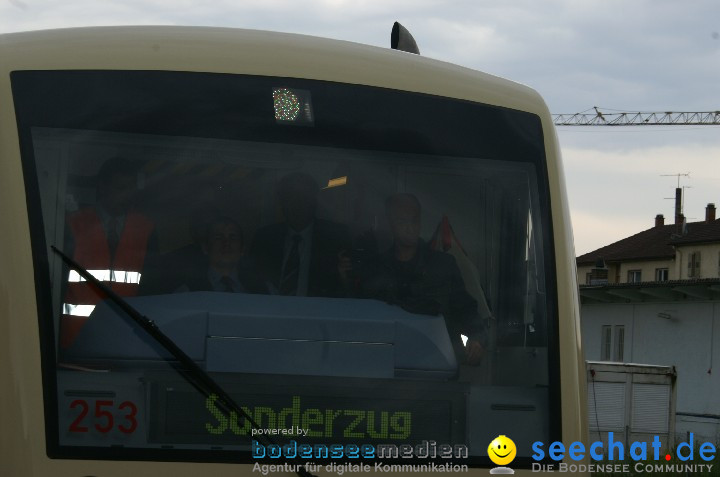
(531, 432, 718, 474)
(488, 435, 516, 474)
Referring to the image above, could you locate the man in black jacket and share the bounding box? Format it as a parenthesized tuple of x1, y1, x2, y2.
(359, 193, 487, 365)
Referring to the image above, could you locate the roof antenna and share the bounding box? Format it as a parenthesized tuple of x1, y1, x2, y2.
(391, 22, 420, 54)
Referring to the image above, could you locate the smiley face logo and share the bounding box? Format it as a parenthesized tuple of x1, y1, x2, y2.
(488, 435, 516, 466)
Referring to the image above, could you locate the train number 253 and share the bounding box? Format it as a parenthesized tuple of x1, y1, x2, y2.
(69, 399, 138, 434)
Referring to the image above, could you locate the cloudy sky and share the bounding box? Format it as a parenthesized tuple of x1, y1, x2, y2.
(2, 0, 719, 255)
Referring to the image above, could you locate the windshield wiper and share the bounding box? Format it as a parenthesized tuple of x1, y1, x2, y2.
(52, 246, 316, 477)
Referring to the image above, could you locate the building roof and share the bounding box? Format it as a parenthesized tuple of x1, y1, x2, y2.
(579, 278, 720, 304)
(577, 223, 676, 265)
(577, 218, 720, 266)
(668, 218, 720, 246)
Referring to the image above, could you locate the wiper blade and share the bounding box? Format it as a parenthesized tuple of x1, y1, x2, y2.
(52, 246, 315, 477)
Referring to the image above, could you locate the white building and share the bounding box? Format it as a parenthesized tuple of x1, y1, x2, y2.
(578, 203, 720, 442)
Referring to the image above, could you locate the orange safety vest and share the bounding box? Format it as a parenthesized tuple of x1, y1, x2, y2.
(60, 208, 154, 349)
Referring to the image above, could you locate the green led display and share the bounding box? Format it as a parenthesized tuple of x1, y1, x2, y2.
(204, 394, 412, 440)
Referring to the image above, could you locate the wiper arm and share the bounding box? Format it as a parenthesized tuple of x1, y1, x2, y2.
(52, 246, 316, 477)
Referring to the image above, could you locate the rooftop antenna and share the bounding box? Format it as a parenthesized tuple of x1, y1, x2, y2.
(661, 172, 690, 189)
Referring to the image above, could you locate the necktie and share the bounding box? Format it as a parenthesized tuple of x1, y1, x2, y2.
(280, 234, 301, 295)
(220, 276, 235, 293)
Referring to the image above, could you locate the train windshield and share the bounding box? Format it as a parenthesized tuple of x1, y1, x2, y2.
(13, 70, 558, 466)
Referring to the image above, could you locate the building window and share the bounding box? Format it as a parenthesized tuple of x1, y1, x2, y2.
(688, 251, 701, 278)
(627, 270, 642, 283)
(655, 268, 669, 282)
(614, 326, 625, 362)
(601, 325, 612, 361)
(586, 272, 591, 285)
(601, 325, 625, 362)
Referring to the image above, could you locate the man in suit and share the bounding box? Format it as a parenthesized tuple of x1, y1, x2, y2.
(178, 216, 267, 294)
(249, 172, 351, 297)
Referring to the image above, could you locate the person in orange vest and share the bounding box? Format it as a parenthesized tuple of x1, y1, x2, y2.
(60, 158, 157, 349)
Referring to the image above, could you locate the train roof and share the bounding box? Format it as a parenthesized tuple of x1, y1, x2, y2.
(0, 26, 549, 118)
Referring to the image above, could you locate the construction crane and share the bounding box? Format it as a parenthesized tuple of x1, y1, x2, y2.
(553, 107, 720, 126)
